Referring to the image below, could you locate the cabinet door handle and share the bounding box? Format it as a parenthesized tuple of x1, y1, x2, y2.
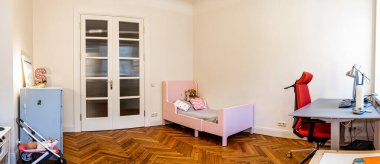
(110, 79, 113, 90)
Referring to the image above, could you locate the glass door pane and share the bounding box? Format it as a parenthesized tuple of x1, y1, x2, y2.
(120, 59, 139, 77)
(86, 39, 108, 57)
(119, 41, 139, 57)
(86, 59, 108, 77)
(120, 99, 139, 116)
(120, 79, 139, 97)
(86, 100, 108, 118)
(119, 22, 139, 39)
(86, 20, 108, 37)
(86, 79, 108, 97)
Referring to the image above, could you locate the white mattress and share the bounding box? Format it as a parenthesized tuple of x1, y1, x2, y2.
(177, 108, 218, 123)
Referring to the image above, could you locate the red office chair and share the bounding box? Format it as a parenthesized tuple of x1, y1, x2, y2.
(284, 72, 331, 164)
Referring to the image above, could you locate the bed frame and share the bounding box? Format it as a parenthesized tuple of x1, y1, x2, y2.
(162, 80, 254, 146)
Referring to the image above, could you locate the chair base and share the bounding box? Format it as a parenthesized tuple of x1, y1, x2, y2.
(287, 142, 324, 164)
(287, 148, 315, 158)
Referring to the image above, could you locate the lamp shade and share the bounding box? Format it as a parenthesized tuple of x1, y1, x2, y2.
(346, 67, 355, 78)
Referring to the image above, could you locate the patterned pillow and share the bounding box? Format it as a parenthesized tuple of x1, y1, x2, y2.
(174, 100, 191, 111)
(190, 98, 207, 110)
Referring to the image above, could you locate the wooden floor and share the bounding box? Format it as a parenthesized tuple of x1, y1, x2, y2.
(63, 124, 315, 164)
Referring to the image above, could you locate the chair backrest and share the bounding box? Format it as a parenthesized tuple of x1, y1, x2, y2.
(295, 72, 313, 109)
(292, 72, 313, 136)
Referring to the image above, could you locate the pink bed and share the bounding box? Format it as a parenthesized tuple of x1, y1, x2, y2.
(162, 80, 254, 146)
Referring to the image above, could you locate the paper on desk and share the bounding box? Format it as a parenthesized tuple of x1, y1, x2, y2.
(320, 153, 380, 164)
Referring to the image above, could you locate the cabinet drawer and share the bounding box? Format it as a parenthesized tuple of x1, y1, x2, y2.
(0, 132, 9, 162)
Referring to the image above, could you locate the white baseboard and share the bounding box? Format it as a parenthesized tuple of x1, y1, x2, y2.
(253, 126, 299, 139)
(63, 125, 75, 132)
(149, 120, 163, 127)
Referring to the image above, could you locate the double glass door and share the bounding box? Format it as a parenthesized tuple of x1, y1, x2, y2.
(80, 15, 144, 131)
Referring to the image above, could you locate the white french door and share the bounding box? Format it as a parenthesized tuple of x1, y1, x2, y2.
(113, 17, 145, 129)
(80, 15, 144, 131)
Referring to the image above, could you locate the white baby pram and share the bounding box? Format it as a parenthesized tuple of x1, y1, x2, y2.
(17, 118, 66, 164)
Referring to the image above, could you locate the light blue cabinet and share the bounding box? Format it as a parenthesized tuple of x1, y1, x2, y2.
(19, 88, 63, 150)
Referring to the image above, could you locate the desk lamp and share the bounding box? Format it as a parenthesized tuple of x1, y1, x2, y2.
(346, 66, 359, 101)
(346, 65, 370, 113)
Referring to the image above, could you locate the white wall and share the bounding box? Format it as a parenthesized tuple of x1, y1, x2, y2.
(0, 0, 33, 162)
(33, 0, 193, 131)
(13, 0, 34, 117)
(375, 1, 380, 95)
(0, 0, 14, 126)
(193, 0, 374, 138)
(0, 1, 14, 162)
(12, 0, 34, 162)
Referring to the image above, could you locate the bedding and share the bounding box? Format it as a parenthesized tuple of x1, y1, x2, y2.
(177, 108, 218, 123)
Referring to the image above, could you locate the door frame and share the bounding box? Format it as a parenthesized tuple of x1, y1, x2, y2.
(73, 9, 151, 132)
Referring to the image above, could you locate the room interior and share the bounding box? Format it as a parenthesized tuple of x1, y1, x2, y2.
(1, 0, 380, 163)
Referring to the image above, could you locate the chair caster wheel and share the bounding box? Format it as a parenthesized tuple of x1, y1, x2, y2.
(287, 152, 293, 158)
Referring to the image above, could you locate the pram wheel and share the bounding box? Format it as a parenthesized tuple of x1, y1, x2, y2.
(57, 158, 67, 164)
(20, 152, 33, 162)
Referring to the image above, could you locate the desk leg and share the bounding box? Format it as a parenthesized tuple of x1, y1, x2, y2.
(375, 120, 380, 149)
(331, 120, 340, 150)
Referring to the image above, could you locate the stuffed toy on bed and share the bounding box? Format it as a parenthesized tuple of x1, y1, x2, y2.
(185, 89, 198, 101)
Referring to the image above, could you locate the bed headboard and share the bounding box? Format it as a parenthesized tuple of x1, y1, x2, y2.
(162, 81, 198, 102)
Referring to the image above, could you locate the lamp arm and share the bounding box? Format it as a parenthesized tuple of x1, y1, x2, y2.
(354, 67, 370, 81)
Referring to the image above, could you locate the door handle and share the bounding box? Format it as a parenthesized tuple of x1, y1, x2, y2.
(109, 79, 113, 90)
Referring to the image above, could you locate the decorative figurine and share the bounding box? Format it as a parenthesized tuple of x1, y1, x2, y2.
(34, 68, 47, 88)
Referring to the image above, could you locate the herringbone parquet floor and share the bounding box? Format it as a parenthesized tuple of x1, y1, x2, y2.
(63, 124, 315, 164)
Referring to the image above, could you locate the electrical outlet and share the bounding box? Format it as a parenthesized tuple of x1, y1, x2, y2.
(151, 113, 158, 117)
(277, 122, 286, 127)
(151, 83, 157, 87)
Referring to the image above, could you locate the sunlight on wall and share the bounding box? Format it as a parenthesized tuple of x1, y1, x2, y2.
(13, 50, 24, 90)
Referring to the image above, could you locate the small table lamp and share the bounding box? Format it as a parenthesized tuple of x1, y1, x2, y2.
(346, 65, 370, 113)
(346, 65, 370, 100)
(346, 66, 359, 101)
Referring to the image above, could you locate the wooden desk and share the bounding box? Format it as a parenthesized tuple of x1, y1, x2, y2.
(310, 150, 380, 164)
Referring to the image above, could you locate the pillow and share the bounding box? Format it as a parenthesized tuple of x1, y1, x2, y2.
(184, 101, 195, 111)
(190, 98, 207, 110)
(174, 100, 191, 111)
